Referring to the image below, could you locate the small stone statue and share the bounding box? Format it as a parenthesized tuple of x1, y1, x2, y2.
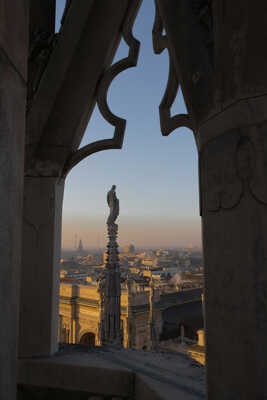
(107, 185, 119, 225)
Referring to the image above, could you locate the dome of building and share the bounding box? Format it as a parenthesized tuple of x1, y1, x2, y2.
(123, 244, 135, 253)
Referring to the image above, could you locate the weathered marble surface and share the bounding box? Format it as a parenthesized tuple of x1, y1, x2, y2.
(19, 177, 64, 357)
(18, 346, 205, 400)
(201, 113, 267, 399)
(0, 2, 28, 399)
(0, 0, 28, 80)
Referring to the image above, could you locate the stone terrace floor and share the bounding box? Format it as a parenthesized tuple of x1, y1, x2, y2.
(18, 345, 205, 399)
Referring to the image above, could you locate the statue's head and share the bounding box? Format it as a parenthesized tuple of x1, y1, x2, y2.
(112, 185, 116, 191)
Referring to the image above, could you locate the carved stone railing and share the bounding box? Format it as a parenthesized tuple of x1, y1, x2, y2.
(62, 0, 142, 177)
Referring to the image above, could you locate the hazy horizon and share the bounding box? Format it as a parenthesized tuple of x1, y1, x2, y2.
(62, 215, 202, 249)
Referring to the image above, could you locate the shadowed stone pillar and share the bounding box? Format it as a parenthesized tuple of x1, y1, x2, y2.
(19, 177, 64, 356)
(0, 1, 28, 399)
(200, 103, 267, 399)
(156, 0, 267, 398)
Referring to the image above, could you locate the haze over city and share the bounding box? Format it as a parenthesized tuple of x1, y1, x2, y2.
(58, 0, 201, 249)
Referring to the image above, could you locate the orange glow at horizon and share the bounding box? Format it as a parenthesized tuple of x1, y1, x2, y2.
(62, 216, 202, 249)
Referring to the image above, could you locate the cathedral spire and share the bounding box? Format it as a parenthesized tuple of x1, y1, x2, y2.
(101, 185, 122, 346)
(77, 238, 83, 252)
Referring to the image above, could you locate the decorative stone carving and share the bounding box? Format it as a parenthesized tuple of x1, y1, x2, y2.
(192, 1, 214, 49)
(153, 0, 215, 129)
(192, 0, 214, 65)
(152, 1, 194, 136)
(28, 31, 58, 106)
(62, 0, 142, 176)
(98, 271, 106, 344)
(248, 124, 267, 205)
(148, 279, 158, 350)
(101, 186, 122, 346)
(201, 131, 242, 212)
(201, 124, 267, 213)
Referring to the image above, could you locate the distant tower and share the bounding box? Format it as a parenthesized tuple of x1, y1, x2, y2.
(76, 239, 84, 255)
(78, 239, 83, 252)
(123, 244, 135, 253)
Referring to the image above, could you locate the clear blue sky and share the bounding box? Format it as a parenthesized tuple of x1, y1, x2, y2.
(56, 0, 201, 249)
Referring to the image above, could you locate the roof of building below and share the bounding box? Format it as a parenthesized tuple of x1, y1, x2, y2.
(161, 301, 203, 340)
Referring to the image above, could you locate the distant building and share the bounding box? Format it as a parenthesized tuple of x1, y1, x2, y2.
(76, 239, 86, 256)
(187, 329, 205, 365)
(123, 244, 135, 253)
(59, 281, 162, 349)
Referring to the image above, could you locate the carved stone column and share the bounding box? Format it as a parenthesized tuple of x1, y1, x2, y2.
(200, 105, 267, 399)
(102, 223, 122, 346)
(19, 177, 64, 356)
(0, 2, 28, 399)
(148, 279, 159, 350)
(125, 278, 133, 348)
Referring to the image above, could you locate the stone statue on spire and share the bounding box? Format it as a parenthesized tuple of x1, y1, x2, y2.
(107, 185, 119, 225)
(101, 185, 122, 346)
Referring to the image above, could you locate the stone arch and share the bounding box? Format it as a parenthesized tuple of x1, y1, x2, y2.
(62, 325, 70, 343)
(79, 332, 96, 347)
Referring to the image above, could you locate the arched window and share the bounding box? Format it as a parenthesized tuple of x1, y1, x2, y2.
(79, 332, 96, 347)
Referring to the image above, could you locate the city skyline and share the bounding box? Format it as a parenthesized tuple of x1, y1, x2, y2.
(57, 0, 201, 249)
(62, 215, 201, 249)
